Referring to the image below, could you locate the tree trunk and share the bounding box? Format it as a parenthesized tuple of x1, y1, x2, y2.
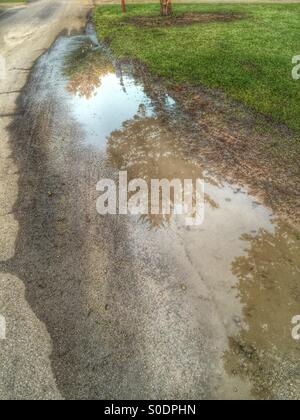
(160, 0, 172, 17)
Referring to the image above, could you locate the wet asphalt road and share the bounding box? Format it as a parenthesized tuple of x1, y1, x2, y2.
(0, 0, 300, 400)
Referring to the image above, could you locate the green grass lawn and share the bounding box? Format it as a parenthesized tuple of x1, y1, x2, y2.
(93, 3, 300, 132)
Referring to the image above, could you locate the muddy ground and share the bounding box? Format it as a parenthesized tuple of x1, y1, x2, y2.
(0, 0, 299, 401)
(115, 58, 300, 229)
(126, 12, 245, 27)
(168, 81, 300, 228)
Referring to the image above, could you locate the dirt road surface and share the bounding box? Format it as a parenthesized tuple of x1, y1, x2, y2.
(0, 0, 299, 400)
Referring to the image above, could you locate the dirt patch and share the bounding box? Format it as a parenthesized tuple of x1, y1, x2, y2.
(126, 12, 245, 27)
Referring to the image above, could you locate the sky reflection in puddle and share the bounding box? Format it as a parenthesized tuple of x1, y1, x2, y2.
(69, 71, 155, 148)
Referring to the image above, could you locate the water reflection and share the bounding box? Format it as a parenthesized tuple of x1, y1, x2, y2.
(64, 39, 212, 229)
(106, 116, 219, 229)
(71, 72, 155, 149)
(61, 29, 300, 398)
(64, 41, 155, 148)
(224, 223, 300, 399)
(64, 40, 114, 99)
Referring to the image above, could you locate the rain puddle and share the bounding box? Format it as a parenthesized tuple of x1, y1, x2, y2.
(24, 25, 300, 399)
(62, 25, 175, 148)
(70, 72, 154, 147)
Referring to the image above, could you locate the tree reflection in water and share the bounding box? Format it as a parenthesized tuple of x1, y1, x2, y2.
(63, 39, 300, 397)
(64, 41, 114, 99)
(63, 41, 218, 229)
(106, 115, 219, 230)
(224, 222, 300, 399)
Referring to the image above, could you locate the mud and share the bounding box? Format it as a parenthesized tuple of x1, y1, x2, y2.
(126, 12, 245, 27)
(163, 81, 300, 228)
